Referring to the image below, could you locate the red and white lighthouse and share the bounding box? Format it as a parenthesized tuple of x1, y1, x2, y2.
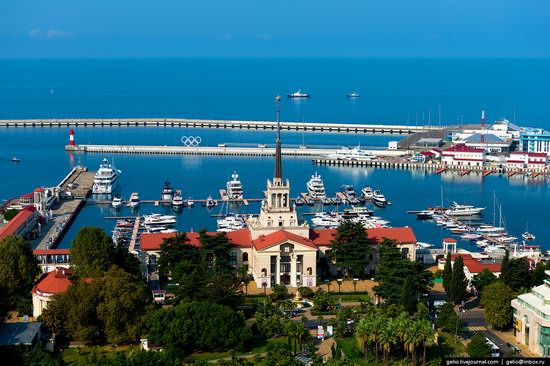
(69, 129, 75, 146)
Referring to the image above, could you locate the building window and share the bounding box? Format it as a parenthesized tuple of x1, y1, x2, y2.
(401, 248, 409, 259)
(261, 268, 267, 276)
(307, 267, 312, 275)
(242, 253, 248, 262)
(229, 252, 237, 267)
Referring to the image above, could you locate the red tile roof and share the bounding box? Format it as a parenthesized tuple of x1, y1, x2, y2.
(252, 230, 316, 250)
(33, 187, 45, 193)
(140, 229, 253, 251)
(33, 249, 71, 255)
(506, 160, 525, 163)
(32, 268, 73, 296)
(310, 227, 417, 246)
(528, 152, 547, 157)
(0, 206, 37, 241)
(20, 193, 34, 199)
(449, 254, 501, 274)
(443, 238, 457, 243)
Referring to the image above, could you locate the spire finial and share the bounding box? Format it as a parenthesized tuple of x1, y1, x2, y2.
(274, 95, 282, 180)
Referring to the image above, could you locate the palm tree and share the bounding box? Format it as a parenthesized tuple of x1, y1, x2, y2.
(356, 317, 372, 362)
(369, 314, 386, 363)
(404, 321, 423, 366)
(418, 319, 436, 366)
(395, 311, 411, 358)
(379, 321, 398, 366)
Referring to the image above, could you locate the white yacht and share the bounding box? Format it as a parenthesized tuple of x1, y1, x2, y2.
(217, 214, 246, 232)
(287, 89, 310, 98)
(361, 186, 373, 199)
(92, 158, 121, 194)
(186, 197, 195, 208)
(172, 190, 185, 211)
(326, 145, 374, 161)
(445, 202, 485, 216)
(226, 172, 244, 200)
(111, 195, 123, 209)
(143, 213, 177, 227)
(372, 190, 387, 207)
(129, 192, 140, 209)
(306, 172, 326, 199)
(522, 231, 536, 241)
(161, 181, 174, 201)
(346, 92, 360, 98)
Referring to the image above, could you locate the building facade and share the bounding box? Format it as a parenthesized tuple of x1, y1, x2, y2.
(511, 271, 550, 357)
(520, 128, 550, 154)
(31, 268, 73, 318)
(0, 206, 39, 242)
(441, 144, 486, 168)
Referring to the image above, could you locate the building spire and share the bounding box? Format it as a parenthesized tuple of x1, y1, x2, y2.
(274, 95, 282, 180)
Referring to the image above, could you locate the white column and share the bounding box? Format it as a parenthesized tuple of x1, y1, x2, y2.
(275, 256, 280, 285)
(290, 254, 297, 288)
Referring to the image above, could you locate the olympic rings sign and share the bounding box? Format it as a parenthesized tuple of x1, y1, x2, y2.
(181, 136, 202, 147)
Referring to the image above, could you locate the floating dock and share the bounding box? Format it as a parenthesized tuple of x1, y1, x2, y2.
(0, 118, 442, 135)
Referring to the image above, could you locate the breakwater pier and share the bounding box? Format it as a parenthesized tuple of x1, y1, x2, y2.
(0, 118, 442, 135)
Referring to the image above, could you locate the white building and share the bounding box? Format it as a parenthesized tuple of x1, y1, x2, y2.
(511, 270, 550, 357)
(31, 268, 73, 318)
(506, 152, 548, 172)
(441, 144, 486, 168)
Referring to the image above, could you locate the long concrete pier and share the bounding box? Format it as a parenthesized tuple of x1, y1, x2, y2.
(0, 118, 443, 135)
(65, 144, 409, 157)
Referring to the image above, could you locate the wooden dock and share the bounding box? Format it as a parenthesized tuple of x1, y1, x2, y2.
(0, 118, 443, 135)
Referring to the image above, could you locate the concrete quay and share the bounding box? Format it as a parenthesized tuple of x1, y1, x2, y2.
(0, 118, 442, 135)
(65, 144, 409, 157)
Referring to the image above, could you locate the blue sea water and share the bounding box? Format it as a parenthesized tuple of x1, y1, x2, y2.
(0, 58, 549, 251)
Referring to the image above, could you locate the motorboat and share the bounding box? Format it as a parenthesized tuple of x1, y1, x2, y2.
(295, 197, 304, 206)
(172, 190, 185, 211)
(344, 206, 373, 217)
(226, 172, 244, 200)
(476, 225, 506, 233)
(129, 192, 140, 209)
(416, 242, 433, 249)
(161, 181, 174, 201)
(217, 214, 246, 232)
(11, 157, 20, 163)
(372, 190, 387, 207)
(287, 89, 310, 98)
(321, 197, 333, 206)
(306, 172, 326, 199)
(341, 185, 357, 199)
(445, 202, 485, 216)
(92, 158, 121, 194)
(522, 231, 536, 241)
(346, 92, 360, 98)
(186, 198, 195, 208)
(361, 186, 373, 199)
(203, 196, 218, 208)
(495, 236, 518, 244)
(111, 195, 123, 209)
(461, 233, 482, 241)
(326, 145, 374, 161)
(416, 210, 434, 220)
(143, 213, 177, 227)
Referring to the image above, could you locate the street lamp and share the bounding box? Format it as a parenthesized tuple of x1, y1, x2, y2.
(337, 279, 343, 293)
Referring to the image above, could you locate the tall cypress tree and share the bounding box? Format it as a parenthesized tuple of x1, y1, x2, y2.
(442, 252, 452, 293)
(449, 256, 467, 304)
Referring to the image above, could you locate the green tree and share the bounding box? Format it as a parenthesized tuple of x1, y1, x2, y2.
(270, 284, 289, 301)
(97, 266, 152, 344)
(467, 333, 491, 358)
(41, 279, 102, 341)
(531, 262, 547, 287)
(374, 240, 432, 307)
(326, 221, 370, 278)
(400, 276, 419, 314)
(264, 343, 300, 366)
(404, 321, 423, 366)
(500, 256, 531, 292)
(148, 301, 252, 359)
(418, 319, 435, 366)
(448, 256, 467, 304)
(379, 320, 397, 366)
(442, 252, 452, 294)
(312, 289, 335, 312)
(471, 268, 497, 296)
(0, 235, 39, 319)
(70, 227, 115, 277)
(437, 304, 464, 336)
(481, 282, 513, 330)
(3, 209, 20, 221)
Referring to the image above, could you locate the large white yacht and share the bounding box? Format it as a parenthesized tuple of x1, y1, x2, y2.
(325, 145, 374, 161)
(306, 172, 326, 199)
(287, 89, 310, 98)
(92, 158, 121, 194)
(445, 202, 485, 216)
(161, 181, 174, 201)
(226, 172, 244, 200)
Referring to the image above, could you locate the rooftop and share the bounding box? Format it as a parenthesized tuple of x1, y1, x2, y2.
(443, 144, 485, 154)
(0, 322, 41, 346)
(32, 267, 73, 296)
(461, 133, 509, 144)
(0, 206, 37, 241)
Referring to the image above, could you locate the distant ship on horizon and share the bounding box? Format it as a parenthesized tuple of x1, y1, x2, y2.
(287, 89, 310, 98)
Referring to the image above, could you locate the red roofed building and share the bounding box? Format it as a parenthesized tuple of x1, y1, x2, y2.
(32, 267, 74, 318)
(0, 206, 39, 241)
(507, 152, 548, 172)
(442, 144, 486, 167)
(438, 253, 502, 290)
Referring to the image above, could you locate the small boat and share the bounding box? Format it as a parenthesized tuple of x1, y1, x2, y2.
(372, 190, 387, 207)
(161, 181, 174, 201)
(416, 242, 433, 249)
(172, 190, 185, 211)
(361, 186, 373, 199)
(461, 233, 482, 241)
(445, 202, 485, 216)
(346, 92, 360, 98)
(111, 195, 123, 209)
(129, 192, 140, 209)
(287, 89, 310, 98)
(295, 197, 304, 206)
(321, 197, 333, 206)
(522, 231, 536, 241)
(416, 210, 434, 220)
(202, 196, 218, 208)
(186, 198, 195, 208)
(11, 157, 21, 163)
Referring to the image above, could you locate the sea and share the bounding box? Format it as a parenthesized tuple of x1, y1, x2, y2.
(0, 58, 549, 251)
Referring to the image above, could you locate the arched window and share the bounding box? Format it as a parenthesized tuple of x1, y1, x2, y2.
(242, 253, 249, 262)
(261, 268, 267, 276)
(307, 267, 313, 275)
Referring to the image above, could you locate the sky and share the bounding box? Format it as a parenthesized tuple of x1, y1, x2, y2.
(0, 0, 549, 58)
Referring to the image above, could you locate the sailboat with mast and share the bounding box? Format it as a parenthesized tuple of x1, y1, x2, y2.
(522, 223, 536, 241)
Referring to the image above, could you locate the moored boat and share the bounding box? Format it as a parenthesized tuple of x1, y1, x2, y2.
(172, 190, 185, 211)
(129, 192, 140, 209)
(372, 190, 387, 207)
(161, 181, 174, 201)
(307, 172, 326, 199)
(111, 195, 123, 209)
(226, 172, 244, 200)
(445, 202, 485, 216)
(93, 158, 121, 195)
(287, 89, 310, 98)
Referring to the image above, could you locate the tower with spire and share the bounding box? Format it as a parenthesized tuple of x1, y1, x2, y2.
(247, 96, 309, 239)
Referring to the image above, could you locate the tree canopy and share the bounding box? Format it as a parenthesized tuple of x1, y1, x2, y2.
(148, 301, 252, 358)
(0, 235, 39, 319)
(326, 221, 370, 278)
(467, 333, 492, 358)
(448, 256, 467, 304)
(442, 252, 452, 294)
(481, 282, 514, 330)
(499, 251, 532, 292)
(471, 268, 497, 296)
(374, 240, 432, 309)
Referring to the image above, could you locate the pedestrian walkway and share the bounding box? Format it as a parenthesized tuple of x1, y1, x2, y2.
(466, 325, 487, 332)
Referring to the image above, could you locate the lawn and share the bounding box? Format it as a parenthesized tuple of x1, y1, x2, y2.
(188, 336, 289, 362)
(61, 345, 134, 365)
